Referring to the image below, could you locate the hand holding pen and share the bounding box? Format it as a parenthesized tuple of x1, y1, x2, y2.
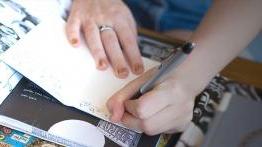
(107, 43, 197, 135)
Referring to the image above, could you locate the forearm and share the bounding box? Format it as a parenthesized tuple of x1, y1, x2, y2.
(175, 0, 262, 95)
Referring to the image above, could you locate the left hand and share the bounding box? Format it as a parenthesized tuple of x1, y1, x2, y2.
(107, 68, 196, 135)
(66, 0, 144, 79)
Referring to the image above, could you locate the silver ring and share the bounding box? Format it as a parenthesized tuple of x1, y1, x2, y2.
(99, 25, 114, 32)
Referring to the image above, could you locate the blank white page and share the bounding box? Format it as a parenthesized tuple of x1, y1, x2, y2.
(0, 17, 158, 121)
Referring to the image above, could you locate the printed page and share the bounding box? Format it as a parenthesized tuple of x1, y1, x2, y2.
(0, 16, 159, 122)
(0, 0, 40, 104)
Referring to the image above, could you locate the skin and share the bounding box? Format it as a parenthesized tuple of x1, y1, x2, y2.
(67, 0, 262, 135)
(66, 0, 144, 79)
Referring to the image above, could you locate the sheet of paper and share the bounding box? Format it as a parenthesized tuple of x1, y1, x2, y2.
(0, 16, 159, 122)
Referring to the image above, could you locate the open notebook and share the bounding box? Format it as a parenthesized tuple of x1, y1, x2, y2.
(0, 16, 158, 124)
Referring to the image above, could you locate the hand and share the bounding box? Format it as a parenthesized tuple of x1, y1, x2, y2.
(66, 0, 144, 78)
(107, 68, 196, 135)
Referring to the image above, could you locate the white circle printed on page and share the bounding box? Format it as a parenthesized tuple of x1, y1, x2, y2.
(48, 120, 105, 147)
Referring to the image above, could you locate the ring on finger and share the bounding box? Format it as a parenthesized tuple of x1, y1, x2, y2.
(99, 25, 114, 32)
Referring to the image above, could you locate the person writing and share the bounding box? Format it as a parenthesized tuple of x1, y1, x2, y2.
(65, 0, 262, 135)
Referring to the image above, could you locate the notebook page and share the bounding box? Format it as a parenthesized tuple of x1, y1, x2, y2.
(0, 16, 159, 121)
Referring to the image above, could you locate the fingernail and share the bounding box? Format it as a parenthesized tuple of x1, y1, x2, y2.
(97, 59, 108, 70)
(133, 64, 144, 74)
(70, 38, 78, 46)
(116, 68, 128, 78)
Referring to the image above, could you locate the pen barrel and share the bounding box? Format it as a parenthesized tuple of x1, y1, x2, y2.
(140, 51, 187, 94)
(130, 90, 142, 100)
(132, 42, 195, 100)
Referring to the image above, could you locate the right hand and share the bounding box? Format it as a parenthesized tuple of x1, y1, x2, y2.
(107, 67, 196, 135)
(66, 0, 144, 78)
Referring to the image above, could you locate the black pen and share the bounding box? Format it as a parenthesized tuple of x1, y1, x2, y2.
(131, 42, 196, 99)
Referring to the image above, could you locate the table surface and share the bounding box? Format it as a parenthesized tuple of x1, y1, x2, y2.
(138, 28, 262, 89)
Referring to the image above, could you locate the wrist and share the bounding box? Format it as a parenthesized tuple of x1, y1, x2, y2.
(169, 60, 216, 100)
(167, 74, 206, 101)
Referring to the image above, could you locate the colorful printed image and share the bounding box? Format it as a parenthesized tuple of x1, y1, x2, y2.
(0, 125, 63, 147)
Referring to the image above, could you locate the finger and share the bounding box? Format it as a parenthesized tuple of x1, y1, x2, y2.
(121, 112, 142, 132)
(114, 22, 144, 75)
(127, 13, 137, 34)
(124, 89, 170, 119)
(100, 29, 129, 78)
(107, 68, 156, 122)
(122, 4, 137, 34)
(121, 106, 188, 135)
(140, 105, 193, 135)
(83, 21, 109, 70)
(66, 7, 81, 47)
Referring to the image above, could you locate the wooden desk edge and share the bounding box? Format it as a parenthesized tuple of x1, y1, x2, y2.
(138, 28, 262, 89)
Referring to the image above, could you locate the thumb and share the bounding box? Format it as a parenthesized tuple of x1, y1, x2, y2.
(107, 67, 157, 122)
